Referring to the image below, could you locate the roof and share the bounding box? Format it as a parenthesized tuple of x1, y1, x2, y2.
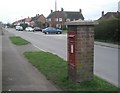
(98, 12, 120, 21)
(47, 11, 84, 20)
(31, 14, 45, 22)
(65, 11, 84, 20)
(24, 17, 32, 22)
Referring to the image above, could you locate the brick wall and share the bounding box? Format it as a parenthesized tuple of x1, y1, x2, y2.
(75, 26, 94, 82)
(67, 21, 95, 83)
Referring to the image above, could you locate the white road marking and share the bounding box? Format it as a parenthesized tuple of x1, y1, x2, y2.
(33, 45, 57, 55)
(33, 45, 46, 52)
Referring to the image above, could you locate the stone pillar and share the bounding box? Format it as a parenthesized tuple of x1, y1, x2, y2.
(66, 20, 95, 83)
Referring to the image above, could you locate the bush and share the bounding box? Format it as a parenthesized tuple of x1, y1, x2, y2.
(95, 19, 120, 44)
(20, 23, 28, 30)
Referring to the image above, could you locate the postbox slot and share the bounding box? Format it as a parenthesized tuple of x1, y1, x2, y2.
(68, 35, 75, 38)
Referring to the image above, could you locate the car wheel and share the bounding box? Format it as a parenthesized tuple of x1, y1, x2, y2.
(57, 31, 61, 34)
(44, 32, 47, 34)
(46, 32, 49, 34)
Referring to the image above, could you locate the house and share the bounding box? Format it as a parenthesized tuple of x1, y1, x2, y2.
(98, 11, 120, 21)
(31, 14, 46, 28)
(46, 8, 84, 29)
(24, 17, 32, 25)
(13, 19, 25, 26)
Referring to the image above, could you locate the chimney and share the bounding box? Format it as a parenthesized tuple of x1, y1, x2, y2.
(51, 10, 53, 13)
(79, 9, 82, 13)
(102, 11, 104, 17)
(61, 8, 64, 11)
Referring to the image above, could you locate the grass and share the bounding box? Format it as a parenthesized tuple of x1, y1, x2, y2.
(24, 51, 119, 91)
(10, 36, 30, 45)
(95, 39, 119, 45)
(63, 30, 68, 34)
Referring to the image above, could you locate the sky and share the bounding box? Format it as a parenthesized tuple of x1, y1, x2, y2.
(0, 0, 119, 23)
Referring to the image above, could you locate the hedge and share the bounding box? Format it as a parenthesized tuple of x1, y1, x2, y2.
(94, 19, 120, 44)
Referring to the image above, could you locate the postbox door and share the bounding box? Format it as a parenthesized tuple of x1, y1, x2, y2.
(68, 32, 76, 67)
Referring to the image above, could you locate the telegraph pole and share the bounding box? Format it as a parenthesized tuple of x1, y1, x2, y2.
(55, 0, 57, 11)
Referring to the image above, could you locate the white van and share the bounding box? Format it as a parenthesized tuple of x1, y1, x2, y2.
(15, 26, 23, 31)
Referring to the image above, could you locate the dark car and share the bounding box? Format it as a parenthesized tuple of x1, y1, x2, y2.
(42, 27, 62, 34)
(33, 27, 42, 31)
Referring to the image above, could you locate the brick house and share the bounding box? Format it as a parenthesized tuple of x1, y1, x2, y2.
(13, 18, 25, 26)
(31, 14, 46, 28)
(24, 17, 32, 25)
(46, 8, 84, 29)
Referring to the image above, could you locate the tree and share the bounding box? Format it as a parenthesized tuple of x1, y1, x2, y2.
(20, 23, 28, 30)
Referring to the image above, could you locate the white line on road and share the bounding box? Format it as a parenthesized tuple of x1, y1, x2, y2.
(33, 44, 46, 52)
(33, 44, 58, 55)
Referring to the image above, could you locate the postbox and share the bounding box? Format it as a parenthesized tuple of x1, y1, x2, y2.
(66, 20, 95, 83)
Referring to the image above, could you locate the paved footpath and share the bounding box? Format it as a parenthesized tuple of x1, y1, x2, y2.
(0, 28, 2, 92)
(2, 30, 60, 91)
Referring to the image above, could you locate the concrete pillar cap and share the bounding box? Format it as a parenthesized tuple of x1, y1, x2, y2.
(65, 20, 97, 26)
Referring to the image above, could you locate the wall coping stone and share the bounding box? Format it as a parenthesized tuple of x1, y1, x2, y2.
(65, 20, 97, 26)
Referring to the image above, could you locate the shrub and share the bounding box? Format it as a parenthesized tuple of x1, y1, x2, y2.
(95, 19, 120, 44)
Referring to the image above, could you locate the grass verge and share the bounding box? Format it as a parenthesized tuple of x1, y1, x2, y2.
(24, 51, 119, 91)
(63, 30, 67, 34)
(10, 36, 30, 45)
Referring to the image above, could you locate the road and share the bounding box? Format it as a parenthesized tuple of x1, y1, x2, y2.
(6, 28, 119, 87)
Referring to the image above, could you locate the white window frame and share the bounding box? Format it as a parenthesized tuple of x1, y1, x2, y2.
(59, 18, 62, 22)
(48, 18, 51, 21)
(55, 18, 59, 21)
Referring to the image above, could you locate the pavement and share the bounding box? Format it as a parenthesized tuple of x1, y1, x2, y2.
(0, 28, 2, 93)
(2, 30, 60, 91)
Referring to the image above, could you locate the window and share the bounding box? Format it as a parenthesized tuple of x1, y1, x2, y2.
(59, 18, 62, 21)
(48, 18, 51, 21)
(55, 18, 59, 21)
(56, 24, 61, 28)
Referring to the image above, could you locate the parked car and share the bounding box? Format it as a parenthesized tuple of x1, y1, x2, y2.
(25, 27, 34, 32)
(33, 27, 42, 31)
(15, 26, 23, 31)
(42, 27, 62, 34)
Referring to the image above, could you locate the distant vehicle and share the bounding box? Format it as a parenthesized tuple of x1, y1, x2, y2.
(25, 27, 34, 32)
(15, 26, 23, 31)
(42, 27, 63, 34)
(33, 27, 42, 31)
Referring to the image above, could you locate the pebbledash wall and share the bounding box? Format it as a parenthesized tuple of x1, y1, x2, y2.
(66, 20, 95, 83)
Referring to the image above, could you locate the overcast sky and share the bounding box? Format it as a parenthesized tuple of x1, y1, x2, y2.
(0, 0, 119, 23)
